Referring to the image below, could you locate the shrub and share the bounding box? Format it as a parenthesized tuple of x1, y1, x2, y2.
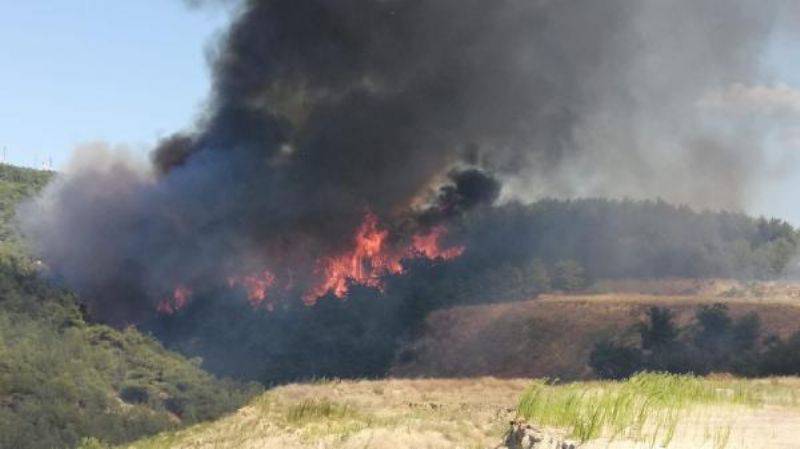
(119, 384, 150, 404)
(588, 341, 643, 380)
(640, 307, 679, 350)
(590, 303, 796, 379)
(759, 331, 800, 375)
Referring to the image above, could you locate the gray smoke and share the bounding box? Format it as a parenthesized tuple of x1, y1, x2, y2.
(19, 0, 793, 323)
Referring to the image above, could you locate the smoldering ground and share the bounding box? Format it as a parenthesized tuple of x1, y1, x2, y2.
(15, 0, 800, 379)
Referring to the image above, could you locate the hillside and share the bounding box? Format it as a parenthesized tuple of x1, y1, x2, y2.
(0, 165, 260, 449)
(391, 279, 800, 380)
(118, 374, 800, 449)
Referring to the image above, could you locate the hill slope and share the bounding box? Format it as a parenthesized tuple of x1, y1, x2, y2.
(0, 165, 260, 449)
(391, 280, 800, 380)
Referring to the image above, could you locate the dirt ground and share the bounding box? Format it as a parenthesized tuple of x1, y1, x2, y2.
(583, 405, 800, 449)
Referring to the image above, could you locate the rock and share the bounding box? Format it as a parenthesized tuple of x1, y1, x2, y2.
(497, 420, 577, 449)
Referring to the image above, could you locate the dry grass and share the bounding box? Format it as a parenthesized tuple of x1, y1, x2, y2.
(122, 378, 527, 449)
(392, 280, 800, 380)
(118, 376, 800, 449)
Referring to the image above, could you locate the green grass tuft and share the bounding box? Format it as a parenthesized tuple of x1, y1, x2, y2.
(517, 372, 793, 445)
(285, 399, 355, 424)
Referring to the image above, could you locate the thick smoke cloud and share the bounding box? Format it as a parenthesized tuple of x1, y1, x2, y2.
(20, 0, 792, 323)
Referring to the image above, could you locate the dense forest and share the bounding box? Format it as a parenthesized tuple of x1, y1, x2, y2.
(0, 165, 260, 449)
(454, 199, 798, 285)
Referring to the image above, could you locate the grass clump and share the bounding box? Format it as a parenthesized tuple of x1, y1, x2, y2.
(517, 372, 773, 445)
(285, 399, 355, 424)
(282, 398, 381, 443)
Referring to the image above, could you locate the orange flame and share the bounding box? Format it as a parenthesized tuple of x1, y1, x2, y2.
(155, 213, 464, 313)
(304, 213, 463, 303)
(157, 285, 193, 315)
(410, 225, 465, 260)
(304, 213, 404, 302)
(228, 270, 277, 309)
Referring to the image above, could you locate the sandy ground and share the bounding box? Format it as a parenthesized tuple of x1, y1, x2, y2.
(582, 405, 800, 449)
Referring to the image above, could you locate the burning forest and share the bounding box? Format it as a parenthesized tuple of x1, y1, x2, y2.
(16, 0, 800, 382)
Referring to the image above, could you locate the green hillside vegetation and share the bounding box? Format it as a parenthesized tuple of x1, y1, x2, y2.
(0, 165, 261, 449)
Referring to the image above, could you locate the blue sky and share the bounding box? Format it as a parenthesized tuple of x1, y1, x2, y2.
(1, 2, 799, 222)
(0, 1, 231, 168)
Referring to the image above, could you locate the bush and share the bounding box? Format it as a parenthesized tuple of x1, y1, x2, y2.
(119, 384, 150, 404)
(640, 307, 679, 350)
(759, 332, 800, 375)
(590, 303, 796, 379)
(588, 341, 643, 380)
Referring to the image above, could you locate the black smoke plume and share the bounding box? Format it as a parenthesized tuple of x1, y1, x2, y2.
(20, 0, 792, 327)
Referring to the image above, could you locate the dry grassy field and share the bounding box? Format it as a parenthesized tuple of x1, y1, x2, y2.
(118, 375, 800, 449)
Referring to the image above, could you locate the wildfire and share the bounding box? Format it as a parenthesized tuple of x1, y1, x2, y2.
(156, 285, 193, 315)
(410, 225, 465, 260)
(157, 213, 464, 314)
(228, 270, 277, 309)
(303, 213, 405, 303)
(304, 213, 464, 303)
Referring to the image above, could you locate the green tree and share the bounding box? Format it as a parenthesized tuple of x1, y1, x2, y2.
(639, 307, 679, 350)
(589, 341, 643, 380)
